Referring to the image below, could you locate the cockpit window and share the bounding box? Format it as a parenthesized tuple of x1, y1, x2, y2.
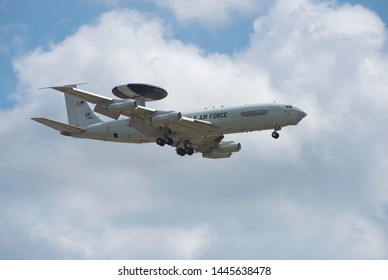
(285, 105, 293, 108)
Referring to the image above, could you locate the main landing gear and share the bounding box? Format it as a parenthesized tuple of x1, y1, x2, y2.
(156, 137, 194, 156)
(156, 137, 174, 146)
(176, 147, 194, 156)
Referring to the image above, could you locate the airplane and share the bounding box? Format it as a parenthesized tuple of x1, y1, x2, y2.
(32, 83, 307, 159)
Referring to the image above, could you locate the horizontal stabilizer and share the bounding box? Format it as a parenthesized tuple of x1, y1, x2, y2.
(31, 118, 86, 136)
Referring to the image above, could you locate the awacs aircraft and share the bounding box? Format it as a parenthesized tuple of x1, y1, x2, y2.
(32, 83, 307, 159)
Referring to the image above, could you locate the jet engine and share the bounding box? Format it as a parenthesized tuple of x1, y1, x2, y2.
(106, 99, 137, 111)
(152, 111, 182, 124)
(212, 141, 241, 153)
(202, 151, 232, 159)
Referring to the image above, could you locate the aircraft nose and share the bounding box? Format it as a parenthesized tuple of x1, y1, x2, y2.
(297, 109, 307, 120)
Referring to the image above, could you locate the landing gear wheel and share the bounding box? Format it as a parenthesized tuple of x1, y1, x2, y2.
(272, 131, 280, 139)
(156, 138, 166, 146)
(176, 148, 185, 156)
(164, 137, 174, 146)
(184, 147, 194, 156)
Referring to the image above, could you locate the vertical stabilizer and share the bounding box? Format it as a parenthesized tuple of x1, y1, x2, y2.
(64, 94, 102, 127)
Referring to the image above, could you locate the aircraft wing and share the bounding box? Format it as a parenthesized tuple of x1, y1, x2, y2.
(179, 116, 218, 131)
(163, 116, 218, 135)
(190, 135, 224, 148)
(128, 113, 218, 139)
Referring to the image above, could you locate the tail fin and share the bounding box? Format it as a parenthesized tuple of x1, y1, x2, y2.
(64, 94, 102, 127)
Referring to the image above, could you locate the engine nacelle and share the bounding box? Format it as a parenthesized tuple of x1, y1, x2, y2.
(107, 99, 137, 111)
(212, 141, 241, 153)
(202, 151, 232, 159)
(152, 111, 182, 124)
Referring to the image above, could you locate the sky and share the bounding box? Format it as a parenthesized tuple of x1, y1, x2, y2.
(0, 0, 388, 259)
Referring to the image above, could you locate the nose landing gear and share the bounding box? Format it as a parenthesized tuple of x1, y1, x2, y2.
(272, 126, 281, 139)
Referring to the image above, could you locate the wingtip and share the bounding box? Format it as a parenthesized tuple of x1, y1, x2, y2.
(63, 82, 89, 88)
(38, 82, 89, 90)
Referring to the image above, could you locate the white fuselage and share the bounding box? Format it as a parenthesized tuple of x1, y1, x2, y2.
(75, 103, 306, 143)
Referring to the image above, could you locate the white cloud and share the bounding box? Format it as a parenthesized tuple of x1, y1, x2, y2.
(153, 0, 266, 26)
(85, 0, 266, 27)
(241, 0, 387, 158)
(30, 220, 215, 259)
(331, 214, 388, 259)
(1, 0, 388, 259)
